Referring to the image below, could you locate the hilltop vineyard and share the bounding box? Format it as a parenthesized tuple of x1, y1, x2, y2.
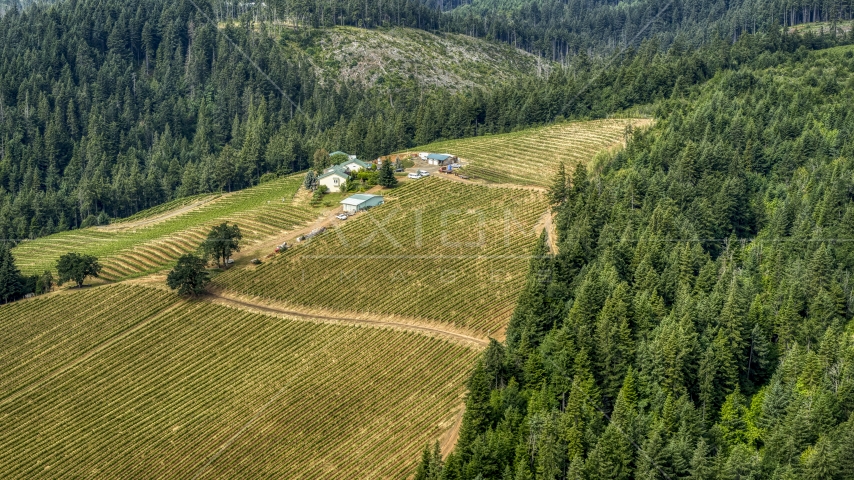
(215, 178, 548, 335)
(12, 176, 317, 281)
(0, 284, 478, 479)
(413, 118, 647, 186)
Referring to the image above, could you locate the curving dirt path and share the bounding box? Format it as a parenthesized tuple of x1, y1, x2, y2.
(98, 196, 219, 231)
(206, 290, 488, 348)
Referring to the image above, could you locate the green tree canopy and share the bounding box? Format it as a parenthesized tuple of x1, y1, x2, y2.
(166, 254, 210, 297)
(56, 253, 101, 288)
(0, 244, 23, 303)
(202, 223, 242, 268)
(378, 159, 398, 188)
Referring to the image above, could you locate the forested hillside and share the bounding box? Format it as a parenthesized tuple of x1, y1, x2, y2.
(0, 0, 837, 242)
(423, 43, 854, 479)
(236, 0, 854, 60)
(444, 0, 854, 59)
(286, 27, 549, 91)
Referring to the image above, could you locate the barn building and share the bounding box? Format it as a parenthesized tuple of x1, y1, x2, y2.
(426, 153, 455, 165)
(341, 194, 384, 213)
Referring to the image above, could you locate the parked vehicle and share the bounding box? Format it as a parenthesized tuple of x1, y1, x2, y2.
(275, 242, 289, 253)
(417, 170, 430, 177)
(298, 227, 326, 242)
(226, 258, 234, 265)
(250, 258, 262, 265)
(336, 213, 348, 220)
(408, 172, 422, 179)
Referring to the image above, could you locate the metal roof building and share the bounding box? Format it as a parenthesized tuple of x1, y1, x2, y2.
(340, 158, 372, 171)
(340, 194, 384, 213)
(426, 153, 455, 165)
(317, 165, 349, 192)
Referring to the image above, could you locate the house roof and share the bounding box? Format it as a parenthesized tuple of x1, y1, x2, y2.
(329, 151, 348, 157)
(426, 153, 453, 161)
(340, 194, 382, 206)
(342, 158, 371, 169)
(317, 165, 348, 180)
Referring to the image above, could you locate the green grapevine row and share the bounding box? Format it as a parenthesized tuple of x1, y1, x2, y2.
(12, 175, 317, 280)
(0, 284, 478, 479)
(215, 177, 548, 335)
(412, 118, 645, 186)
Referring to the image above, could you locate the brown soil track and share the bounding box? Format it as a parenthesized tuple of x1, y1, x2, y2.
(439, 409, 465, 459)
(207, 290, 488, 348)
(97, 196, 219, 231)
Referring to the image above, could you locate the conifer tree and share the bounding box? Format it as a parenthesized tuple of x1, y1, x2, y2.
(0, 244, 23, 303)
(547, 162, 568, 206)
(595, 282, 634, 402)
(456, 360, 492, 457)
(377, 158, 397, 188)
(506, 231, 554, 349)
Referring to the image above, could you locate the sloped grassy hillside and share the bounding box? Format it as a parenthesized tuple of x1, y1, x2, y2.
(289, 26, 551, 91)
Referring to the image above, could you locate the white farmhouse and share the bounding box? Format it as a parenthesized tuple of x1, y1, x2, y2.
(340, 158, 371, 173)
(317, 165, 349, 193)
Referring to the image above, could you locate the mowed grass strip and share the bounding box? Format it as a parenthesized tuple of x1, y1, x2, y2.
(0, 284, 478, 479)
(214, 177, 548, 335)
(12, 175, 316, 280)
(412, 118, 648, 186)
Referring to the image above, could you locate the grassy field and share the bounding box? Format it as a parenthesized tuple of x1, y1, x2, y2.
(412, 118, 649, 186)
(0, 284, 478, 479)
(11, 175, 317, 281)
(214, 177, 548, 336)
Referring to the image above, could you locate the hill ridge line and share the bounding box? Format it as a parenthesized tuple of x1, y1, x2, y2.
(207, 290, 489, 348)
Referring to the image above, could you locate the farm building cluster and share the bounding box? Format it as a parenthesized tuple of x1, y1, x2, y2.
(315, 150, 463, 194)
(317, 152, 372, 193)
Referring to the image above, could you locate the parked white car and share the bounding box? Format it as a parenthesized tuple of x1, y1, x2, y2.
(417, 170, 430, 177)
(336, 213, 348, 220)
(408, 172, 422, 179)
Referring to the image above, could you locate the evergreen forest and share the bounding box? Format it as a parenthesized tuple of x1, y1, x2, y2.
(423, 40, 854, 480)
(1, 0, 850, 241)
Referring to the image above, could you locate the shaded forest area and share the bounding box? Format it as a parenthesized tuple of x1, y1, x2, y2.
(423, 43, 854, 480)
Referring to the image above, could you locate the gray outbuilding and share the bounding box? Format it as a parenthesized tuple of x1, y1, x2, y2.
(340, 193, 384, 213)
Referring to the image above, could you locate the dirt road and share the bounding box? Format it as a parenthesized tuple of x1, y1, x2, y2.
(207, 290, 488, 348)
(98, 196, 219, 231)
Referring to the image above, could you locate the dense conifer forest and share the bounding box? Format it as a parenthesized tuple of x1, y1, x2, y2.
(421, 39, 854, 480)
(1, 0, 849, 242)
